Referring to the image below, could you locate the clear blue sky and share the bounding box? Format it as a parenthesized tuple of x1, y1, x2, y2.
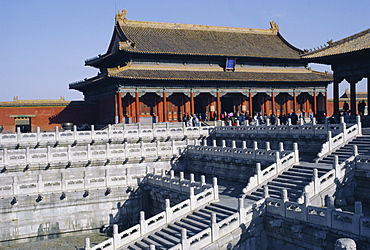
(1, 0, 369, 101)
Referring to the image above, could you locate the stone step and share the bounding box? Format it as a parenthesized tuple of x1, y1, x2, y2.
(268, 180, 307, 190)
(181, 217, 209, 229)
(162, 227, 182, 238)
(142, 237, 165, 248)
(186, 213, 211, 225)
(273, 176, 312, 185)
(148, 233, 176, 248)
(128, 244, 143, 250)
(251, 188, 301, 199)
(134, 240, 150, 249)
(210, 202, 238, 213)
(154, 231, 180, 245)
(288, 168, 327, 176)
(205, 204, 236, 216)
(201, 208, 233, 221)
(174, 220, 204, 234)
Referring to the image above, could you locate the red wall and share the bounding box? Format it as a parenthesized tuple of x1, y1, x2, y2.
(0, 102, 94, 133)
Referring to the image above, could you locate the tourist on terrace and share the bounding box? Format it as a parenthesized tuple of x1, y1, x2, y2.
(343, 101, 349, 113)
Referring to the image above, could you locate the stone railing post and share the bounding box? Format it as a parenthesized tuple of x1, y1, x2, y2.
(211, 212, 219, 242)
(113, 224, 119, 249)
(293, 142, 299, 163)
(327, 131, 333, 152)
(203, 139, 207, 147)
(16, 127, 21, 143)
(84, 237, 91, 250)
(256, 163, 262, 184)
(333, 155, 340, 178)
(200, 175, 206, 191)
(213, 177, 219, 201)
(67, 145, 72, 163)
(90, 124, 95, 142)
(245, 119, 249, 126)
(275, 151, 281, 172)
(165, 199, 172, 223)
(232, 140, 236, 148)
(356, 115, 362, 135)
(265, 141, 270, 151)
(150, 245, 156, 250)
(189, 173, 194, 183)
(140, 211, 146, 236)
(55, 126, 60, 142)
(36, 127, 40, 142)
(238, 198, 245, 223)
(312, 117, 316, 125)
(12, 176, 18, 196)
(236, 120, 240, 126)
(180, 171, 184, 181)
(313, 169, 319, 194)
(353, 201, 363, 235)
(242, 141, 247, 149)
(301, 192, 309, 222)
(181, 228, 189, 249)
(326, 196, 334, 228)
(212, 139, 217, 147)
(282, 188, 288, 203)
(222, 140, 226, 148)
(282, 189, 288, 217)
(25, 147, 30, 166)
(263, 186, 269, 198)
(279, 142, 284, 152)
(287, 118, 292, 126)
(190, 187, 196, 210)
(352, 145, 358, 157)
(3, 148, 8, 166)
(37, 174, 43, 193)
(253, 141, 258, 150)
(228, 120, 232, 126)
(276, 118, 280, 126)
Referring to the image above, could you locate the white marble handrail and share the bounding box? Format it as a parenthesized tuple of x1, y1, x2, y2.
(86, 174, 218, 250)
(266, 195, 369, 237)
(300, 147, 357, 203)
(0, 140, 190, 170)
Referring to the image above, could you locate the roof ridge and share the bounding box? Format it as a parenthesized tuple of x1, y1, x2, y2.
(116, 9, 277, 35)
(331, 28, 370, 47)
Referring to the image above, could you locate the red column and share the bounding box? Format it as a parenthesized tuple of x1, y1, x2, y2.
(117, 92, 123, 123)
(285, 95, 290, 115)
(135, 92, 140, 123)
(163, 91, 167, 122)
(216, 91, 221, 120)
(293, 91, 297, 113)
(271, 92, 275, 115)
(249, 91, 253, 116)
(313, 91, 317, 115)
(190, 91, 195, 115)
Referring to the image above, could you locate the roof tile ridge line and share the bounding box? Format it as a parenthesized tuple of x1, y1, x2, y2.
(120, 18, 276, 35)
(303, 28, 370, 56)
(330, 28, 370, 47)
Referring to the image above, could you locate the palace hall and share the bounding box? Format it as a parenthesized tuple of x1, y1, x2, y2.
(69, 10, 332, 124)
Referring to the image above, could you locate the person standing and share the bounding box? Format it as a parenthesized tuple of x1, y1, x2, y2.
(343, 101, 349, 113)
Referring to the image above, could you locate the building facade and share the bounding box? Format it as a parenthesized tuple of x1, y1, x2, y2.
(70, 10, 332, 124)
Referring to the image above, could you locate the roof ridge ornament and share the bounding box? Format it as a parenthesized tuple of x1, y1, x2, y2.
(116, 9, 128, 22)
(269, 21, 279, 33)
